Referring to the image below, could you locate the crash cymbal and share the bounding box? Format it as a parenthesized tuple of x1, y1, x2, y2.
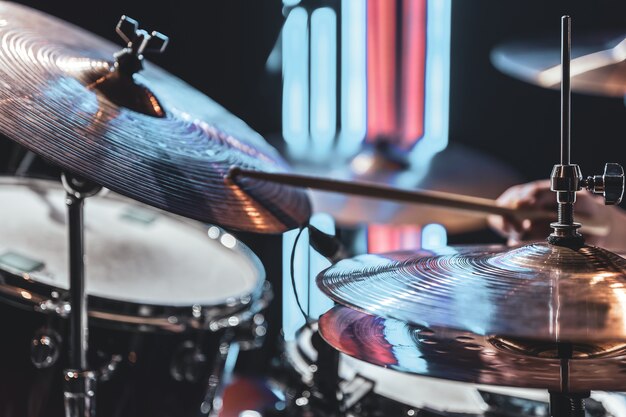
(0, 2, 310, 233)
(294, 144, 521, 233)
(317, 242, 626, 342)
(319, 305, 626, 392)
(492, 32, 626, 97)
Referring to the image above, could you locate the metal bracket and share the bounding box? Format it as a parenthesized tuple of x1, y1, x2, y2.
(114, 15, 169, 75)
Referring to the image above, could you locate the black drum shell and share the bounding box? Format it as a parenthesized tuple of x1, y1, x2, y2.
(0, 298, 227, 417)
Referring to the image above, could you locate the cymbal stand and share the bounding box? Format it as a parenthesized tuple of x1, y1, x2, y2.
(61, 173, 101, 417)
(547, 15, 622, 417)
(548, 15, 624, 249)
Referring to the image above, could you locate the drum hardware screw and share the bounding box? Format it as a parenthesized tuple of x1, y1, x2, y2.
(192, 304, 202, 319)
(30, 328, 61, 369)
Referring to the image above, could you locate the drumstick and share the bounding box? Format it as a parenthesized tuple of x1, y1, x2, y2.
(228, 168, 608, 234)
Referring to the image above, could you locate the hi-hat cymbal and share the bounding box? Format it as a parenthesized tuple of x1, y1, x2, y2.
(317, 242, 626, 342)
(492, 32, 626, 97)
(319, 305, 626, 392)
(296, 144, 521, 233)
(0, 2, 310, 233)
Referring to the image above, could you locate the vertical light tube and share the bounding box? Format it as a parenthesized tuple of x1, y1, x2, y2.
(367, 224, 395, 253)
(308, 213, 335, 319)
(399, 225, 422, 250)
(409, 0, 452, 166)
(282, 8, 310, 159)
(366, 0, 397, 144)
(338, 0, 367, 157)
(422, 223, 448, 249)
(400, 0, 427, 148)
(282, 228, 309, 341)
(368, 224, 422, 253)
(310, 8, 337, 161)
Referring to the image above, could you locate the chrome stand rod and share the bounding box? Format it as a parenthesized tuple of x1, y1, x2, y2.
(62, 173, 101, 417)
(66, 192, 87, 370)
(561, 15, 571, 166)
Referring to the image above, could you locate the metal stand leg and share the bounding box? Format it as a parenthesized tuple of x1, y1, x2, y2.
(311, 330, 341, 413)
(204, 331, 239, 417)
(549, 342, 588, 417)
(62, 173, 101, 417)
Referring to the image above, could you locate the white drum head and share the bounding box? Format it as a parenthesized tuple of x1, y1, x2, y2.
(0, 178, 264, 307)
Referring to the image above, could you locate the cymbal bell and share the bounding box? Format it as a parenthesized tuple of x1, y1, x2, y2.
(0, 2, 311, 233)
(317, 242, 626, 342)
(319, 305, 626, 392)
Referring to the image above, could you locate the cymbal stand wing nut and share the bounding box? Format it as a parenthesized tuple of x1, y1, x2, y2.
(582, 163, 625, 205)
(549, 163, 624, 246)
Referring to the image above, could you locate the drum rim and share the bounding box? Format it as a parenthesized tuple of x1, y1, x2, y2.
(0, 175, 268, 332)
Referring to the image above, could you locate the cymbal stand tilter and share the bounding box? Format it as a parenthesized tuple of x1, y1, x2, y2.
(547, 16, 624, 417)
(61, 173, 101, 417)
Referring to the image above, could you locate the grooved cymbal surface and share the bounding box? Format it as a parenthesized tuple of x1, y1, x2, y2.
(318, 243, 626, 341)
(0, 2, 310, 233)
(319, 305, 626, 391)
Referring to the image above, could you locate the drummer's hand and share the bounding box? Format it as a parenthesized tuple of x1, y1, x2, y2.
(487, 180, 610, 245)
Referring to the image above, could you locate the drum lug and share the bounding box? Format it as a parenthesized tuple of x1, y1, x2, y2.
(37, 296, 71, 318)
(30, 328, 62, 369)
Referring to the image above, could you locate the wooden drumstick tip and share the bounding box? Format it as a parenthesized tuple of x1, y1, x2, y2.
(226, 166, 242, 181)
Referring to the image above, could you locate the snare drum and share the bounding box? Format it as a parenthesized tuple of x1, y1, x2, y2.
(0, 177, 270, 417)
(284, 324, 626, 416)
